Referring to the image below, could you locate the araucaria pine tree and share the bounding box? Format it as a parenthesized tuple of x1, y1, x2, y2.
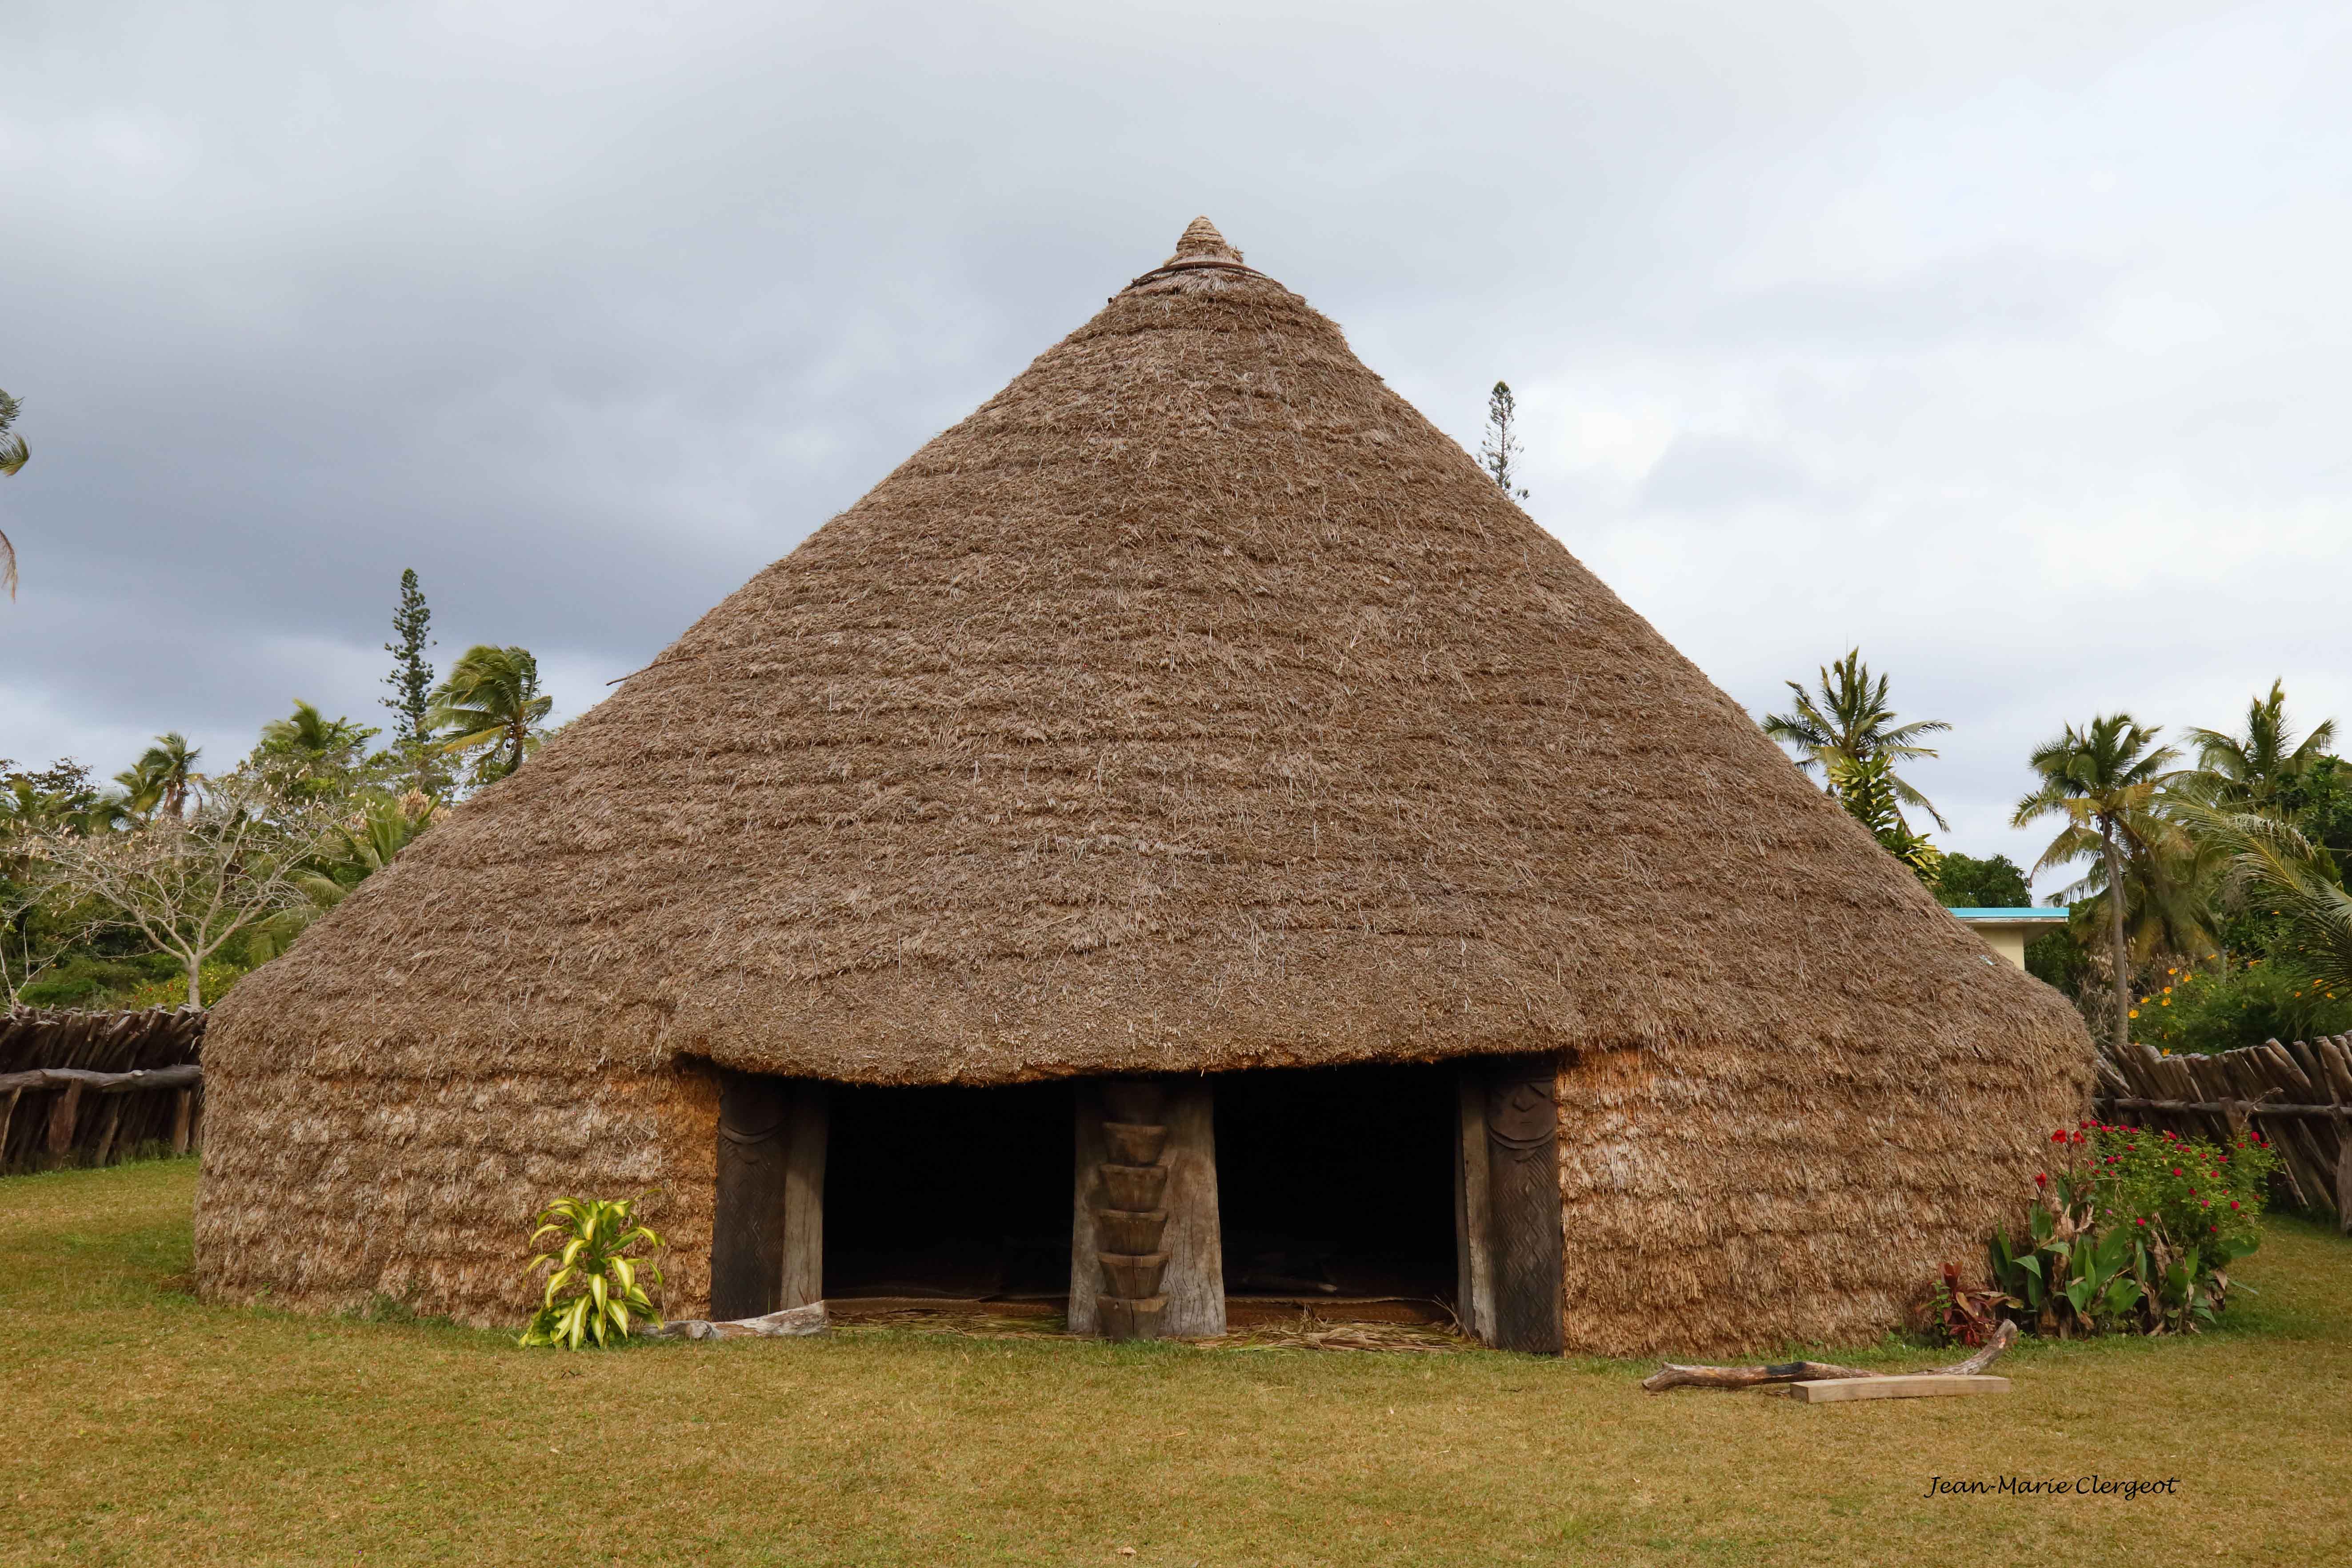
(1479, 380, 1528, 502)
(380, 569, 439, 794)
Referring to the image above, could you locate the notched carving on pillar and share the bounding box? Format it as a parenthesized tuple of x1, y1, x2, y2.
(1093, 1078, 1170, 1339)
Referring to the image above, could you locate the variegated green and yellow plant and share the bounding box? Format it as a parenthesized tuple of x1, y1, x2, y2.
(518, 1196, 664, 1348)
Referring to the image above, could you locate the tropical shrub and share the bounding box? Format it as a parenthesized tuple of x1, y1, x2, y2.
(2129, 957, 2352, 1055)
(519, 1196, 664, 1349)
(1921, 1260, 2009, 1348)
(124, 960, 249, 1009)
(1991, 1121, 2275, 1336)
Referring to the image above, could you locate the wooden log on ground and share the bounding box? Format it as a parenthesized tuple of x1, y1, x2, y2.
(2103, 1098, 2352, 1117)
(645, 1301, 828, 1340)
(1792, 1374, 2010, 1403)
(1642, 1320, 2017, 1392)
(0, 1064, 204, 1095)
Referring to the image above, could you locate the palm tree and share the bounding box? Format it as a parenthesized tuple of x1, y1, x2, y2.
(117, 734, 204, 820)
(429, 645, 553, 784)
(1762, 648, 1952, 830)
(256, 700, 377, 800)
(259, 700, 337, 756)
(2180, 680, 2336, 815)
(2175, 804, 2352, 994)
(249, 793, 439, 962)
(2012, 715, 2181, 1050)
(0, 386, 27, 598)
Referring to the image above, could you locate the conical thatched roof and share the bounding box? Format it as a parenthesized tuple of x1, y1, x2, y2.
(211, 218, 2084, 1088)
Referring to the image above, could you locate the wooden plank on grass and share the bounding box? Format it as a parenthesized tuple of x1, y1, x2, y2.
(1792, 1375, 2010, 1404)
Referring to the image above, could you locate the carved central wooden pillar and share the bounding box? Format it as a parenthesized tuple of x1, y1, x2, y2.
(1070, 1076, 1223, 1340)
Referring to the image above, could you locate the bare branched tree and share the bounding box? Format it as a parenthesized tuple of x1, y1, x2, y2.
(31, 780, 336, 1008)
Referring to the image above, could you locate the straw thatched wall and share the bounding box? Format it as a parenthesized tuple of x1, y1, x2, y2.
(196, 219, 2092, 1347)
(198, 1060, 719, 1321)
(1556, 1038, 2083, 1358)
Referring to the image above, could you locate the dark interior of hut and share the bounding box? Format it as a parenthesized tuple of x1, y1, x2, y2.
(822, 1080, 1077, 1304)
(816, 1064, 1458, 1321)
(1211, 1063, 1457, 1318)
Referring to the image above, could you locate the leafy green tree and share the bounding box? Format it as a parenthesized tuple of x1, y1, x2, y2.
(1762, 649, 1951, 832)
(2012, 715, 2183, 1050)
(1935, 852, 2033, 908)
(2, 760, 120, 839)
(1478, 381, 1528, 501)
(430, 645, 553, 785)
(0, 760, 109, 1002)
(380, 570, 444, 795)
(0, 386, 26, 598)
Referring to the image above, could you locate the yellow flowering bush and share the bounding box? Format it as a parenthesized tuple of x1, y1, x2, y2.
(2131, 957, 2352, 1054)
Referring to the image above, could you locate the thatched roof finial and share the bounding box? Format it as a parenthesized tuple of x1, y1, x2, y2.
(1168, 216, 1241, 265)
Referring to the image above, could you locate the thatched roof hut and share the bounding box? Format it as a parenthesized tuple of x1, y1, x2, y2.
(195, 219, 2091, 1356)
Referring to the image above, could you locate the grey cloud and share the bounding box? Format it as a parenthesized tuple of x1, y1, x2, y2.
(1637, 433, 1822, 512)
(0, 0, 2336, 894)
(1693, 248, 2116, 350)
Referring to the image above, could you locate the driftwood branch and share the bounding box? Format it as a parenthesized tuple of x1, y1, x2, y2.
(0, 1064, 203, 1095)
(1641, 1319, 2017, 1393)
(644, 1301, 828, 1340)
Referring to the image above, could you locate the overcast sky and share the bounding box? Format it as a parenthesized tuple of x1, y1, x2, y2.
(5, 0, 2346, 891)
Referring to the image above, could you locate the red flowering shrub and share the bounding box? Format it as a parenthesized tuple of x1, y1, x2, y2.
(1990, 1121, 2276, 1336)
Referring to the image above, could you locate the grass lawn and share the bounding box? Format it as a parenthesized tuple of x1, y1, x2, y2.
(8, 1160, 2351, 1566)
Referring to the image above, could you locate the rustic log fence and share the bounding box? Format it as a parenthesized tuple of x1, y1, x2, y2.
(0, 1007, 206, 1174)
(2096, 1036, 2352, 1234)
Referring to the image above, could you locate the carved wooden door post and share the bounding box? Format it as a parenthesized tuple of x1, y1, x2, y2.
(1457, 1054, 1564, 1354)
(710, 1072, 828, 1320)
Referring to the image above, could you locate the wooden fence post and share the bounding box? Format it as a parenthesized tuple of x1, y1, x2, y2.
(2339, 1140, 2352, 1240)
(45, 1081, 82, 1163)
(92, 1098, 123, 1166)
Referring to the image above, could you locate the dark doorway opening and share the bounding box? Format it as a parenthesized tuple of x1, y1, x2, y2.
(823, 1081, 1075, 1304)
(1212, 1063, 1457, 1318)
